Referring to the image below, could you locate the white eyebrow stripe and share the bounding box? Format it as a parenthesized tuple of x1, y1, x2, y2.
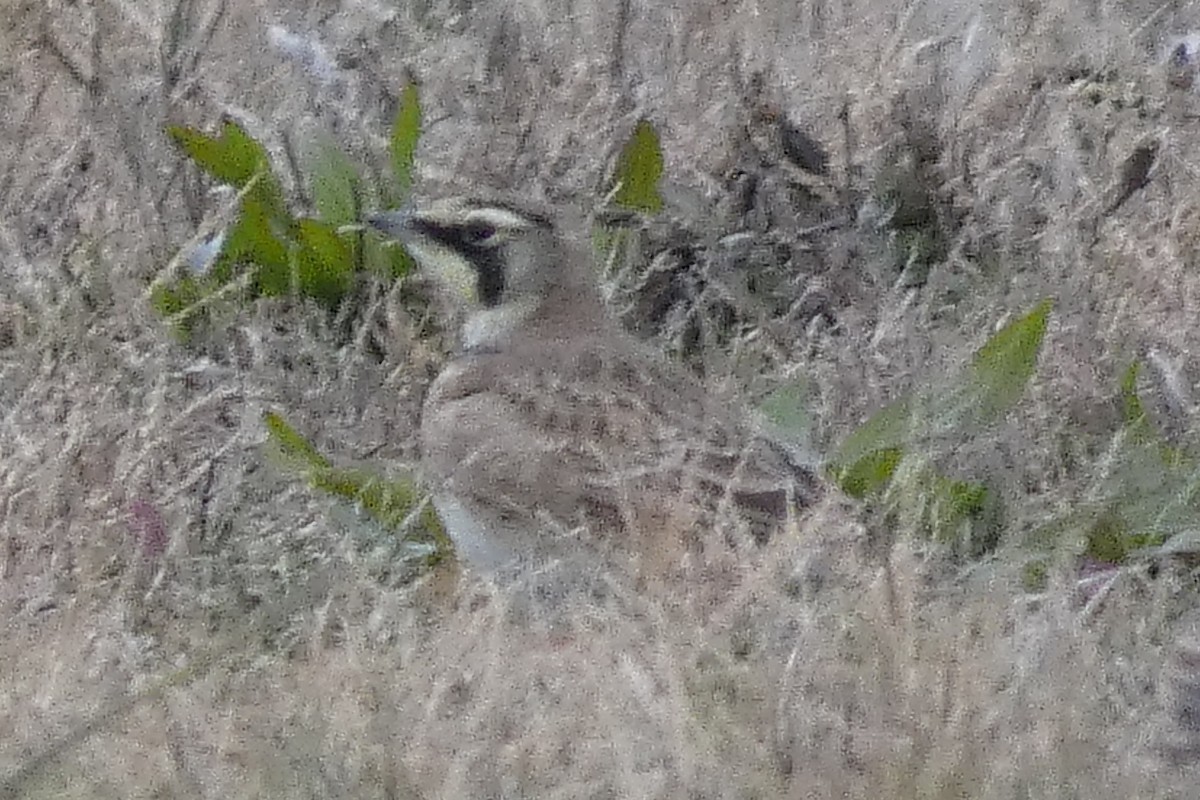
(463, 207, 534, 229)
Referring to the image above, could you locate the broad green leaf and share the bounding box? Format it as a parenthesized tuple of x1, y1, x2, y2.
(222, 197, 290, 298)
(308, 136, 360, 226)
(294, 219, 354, 307)
(612, 120, 664, 213)
(390, 83, 421, 193)
(832, 395, 915, 469)
(968, 299, 1051, 421)
(591, 224, 640, 285)
(168, 121, 289, 223)
(835, 446, 903, 498)
(758, 380, 813, 440)
(355, 219, 410, 280)
(168, 121, 265, 185)
(881, 458, 997, 556)
(359, 225, 412, 279)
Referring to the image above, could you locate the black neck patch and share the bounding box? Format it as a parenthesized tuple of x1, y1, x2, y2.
(410, 219, 508, 307)
(471, 247, 506, 308)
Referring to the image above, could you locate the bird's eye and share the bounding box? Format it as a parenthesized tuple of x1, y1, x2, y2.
(462, 223, 498, 246)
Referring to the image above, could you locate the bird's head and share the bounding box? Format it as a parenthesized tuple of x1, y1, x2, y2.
(368, 196, 603, 351)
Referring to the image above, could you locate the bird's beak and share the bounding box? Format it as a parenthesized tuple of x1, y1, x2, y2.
(365, 208, 415, 240)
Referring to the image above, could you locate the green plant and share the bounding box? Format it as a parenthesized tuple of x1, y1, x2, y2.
(152, 84, 422, 342)
(593, 118, 666, 277)
(611, 118, 665, 214)
(264, 411, 449, 569)
(1027, 360, 1200, 572)
(827, 300, 1052, 559)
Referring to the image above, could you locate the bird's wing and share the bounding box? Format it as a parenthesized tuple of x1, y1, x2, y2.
(423, 337, 825, 548)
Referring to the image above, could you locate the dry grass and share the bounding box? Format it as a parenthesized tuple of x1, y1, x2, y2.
(4, 0, 1200, 796)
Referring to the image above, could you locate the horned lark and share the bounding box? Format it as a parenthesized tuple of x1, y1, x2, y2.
(368, 196, 864, 599)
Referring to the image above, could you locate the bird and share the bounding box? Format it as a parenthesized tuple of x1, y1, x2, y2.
(366, 195, 865, 605)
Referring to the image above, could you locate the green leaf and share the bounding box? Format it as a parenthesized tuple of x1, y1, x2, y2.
(1116, 360, 1192, 467)
(149, 275, 201, 317)
(941, 475, 989, 518)
(830, 394, 916, 499)
(149, 277, 207, 341)
(968, 299, 1051, 421)
(263, 412, 451, 561)
(1119, 360, 1146, 429)
(835, 446, 903, 499)
(612, 119, 664, 213)
(311, 469, 421, 529)
(294, 219, 354, 307)
(168, 121, 289, 224)
(311, 467, 451, 561)
(880, 458, 998, 556)
(358, 217, 413, 279)
(264, 411, 331, 471)
(386, 245, 415, 279)
(168, 120, 265, 186)
(390, 83, 421, 194)
(222, 197, 290, 298)
(758, 380, 813, 440)
(163, 121, 302, 316)
(1085, 511, 1142, 564)
(308, 136, 360, 226)
(590, 224, 640, 285)
(927, 473, 990, 547)
(832, 395, 915, 469)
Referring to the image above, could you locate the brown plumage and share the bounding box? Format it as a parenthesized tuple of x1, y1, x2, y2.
(368, 196, 862, 599)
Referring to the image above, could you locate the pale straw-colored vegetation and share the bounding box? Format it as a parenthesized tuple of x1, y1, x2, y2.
(3, 0, 1200, 797)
